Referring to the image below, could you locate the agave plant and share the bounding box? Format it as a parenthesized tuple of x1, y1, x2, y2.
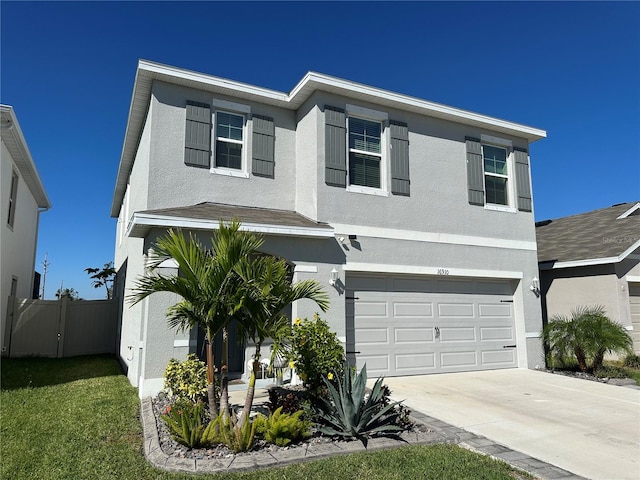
(313, 364, 404, 445)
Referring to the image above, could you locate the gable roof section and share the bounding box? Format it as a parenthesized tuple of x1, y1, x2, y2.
(536, 202, 640, 269)
(127, 202, 334, 239)
(111, 60, 547, 217)
(0, 105, 51, 209)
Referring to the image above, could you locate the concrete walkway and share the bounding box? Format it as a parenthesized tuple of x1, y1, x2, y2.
(381, 369, 640, 480)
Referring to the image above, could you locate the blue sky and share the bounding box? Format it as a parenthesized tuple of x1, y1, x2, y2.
(2, 1, 639, 299)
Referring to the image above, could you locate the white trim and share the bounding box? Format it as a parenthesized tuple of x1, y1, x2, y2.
(346, 185, 389, 197)
(211, 167, 250, 178)
(485, 204, 517, 214)
(525, 332, 540, 338)
(294, 264, 318, 273)
(330, 223, 537, 251)
(539, 239, 640, 270)
(481, 134, 513, 148)
(627, 275, 640, 283)
(342, 262, 523, 279)
(127, 212, 335, 238)
(346, 103, 388, 122)
(157, 258, 178, 269)
(624, 326, 633, 331)
(173, 339, 196, 348)
(617, 203, 640, 219)
(211, 98, 251, 114)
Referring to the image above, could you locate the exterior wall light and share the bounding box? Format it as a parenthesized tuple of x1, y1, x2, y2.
(530, 277, 540, 297)
(329, 268, 339, 286)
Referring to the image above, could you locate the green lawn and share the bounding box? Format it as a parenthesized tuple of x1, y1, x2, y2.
(1, 356, 530, 480)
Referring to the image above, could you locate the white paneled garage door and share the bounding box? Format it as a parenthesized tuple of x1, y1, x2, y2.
(629, 284, 640, 354)
(346, 274, 518, 377)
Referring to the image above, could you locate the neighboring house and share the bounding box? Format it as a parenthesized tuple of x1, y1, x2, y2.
(536, 202, 640, 353)
(111, 60, 547, 398)
(1, 105, 51, 354)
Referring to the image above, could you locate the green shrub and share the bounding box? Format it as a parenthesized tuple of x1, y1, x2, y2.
(267, 386, 309, 415)
(623, 353, 640, 369)
(288, 314, 345, 393)
(313, 364, 404, 445)
(204, 411, 256, 453)
(542, 306, 632, 372)
(254, 407, 311, 446)
(161, 399, 210, 448)
(163, 354, 208, 403)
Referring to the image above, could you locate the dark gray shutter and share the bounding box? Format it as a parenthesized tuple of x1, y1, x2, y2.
(390, 121, 410, 196)
(325, 106, 347, 187)
(466, 137, 484, 206)
(252, 115, 275, 178)
(184, 101, 211, 168)
(514, 147, 532, 212)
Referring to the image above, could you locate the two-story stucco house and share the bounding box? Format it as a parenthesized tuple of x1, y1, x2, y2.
(1, 105, 51, 354)
(111, 60, 546, 397)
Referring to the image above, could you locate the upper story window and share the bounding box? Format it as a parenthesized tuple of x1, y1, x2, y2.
(348, 117, 382, 189)
(324, 104, 410, 197)
(7, 170, 18, 228)
(466, 135, 532, 213)
(215, 111, 244, 170)
(483, 144, 509, 206)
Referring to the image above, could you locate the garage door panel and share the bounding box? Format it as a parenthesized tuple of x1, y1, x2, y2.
(395, 327, 433, 343)
(482, 349, 516, 366)
(439, 327, 475, 342)
(480, 326, 514, 341)
(438, 303, 474, 317)
(440, 351, 478, 368)
(358, 354, 389, 372)
(396, 353, 436, 370)
(479, 303, 512, 317)
(393, 302, 433, 317)
(391, 276, 432, 292)
(354, 301, 387, 317)
(356, 328, 388, 344)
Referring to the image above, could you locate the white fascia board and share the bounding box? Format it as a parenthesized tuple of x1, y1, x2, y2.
(539, 240, 640, 270)
(127, 212, 334, 239)
(626, 275, 640, 283)
(343, 262, 523, 279)
(331, 223, 537, 251)
(616, 203, 640, 219)
(0, 105, 51, 209)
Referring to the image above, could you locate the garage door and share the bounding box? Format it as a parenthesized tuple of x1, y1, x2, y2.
(346, 274, 518, 377)
(630, 284, 640, 354)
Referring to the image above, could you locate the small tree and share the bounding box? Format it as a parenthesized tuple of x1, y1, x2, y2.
(542, 305, 632, 372)
(85, 262, 116, 299)
(55, 287, 80, 301)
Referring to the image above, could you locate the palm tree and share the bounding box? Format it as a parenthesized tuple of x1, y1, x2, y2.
(236, 256, 329, 425)
(542, 305, 632, 372)
(129, 221, 263, 417)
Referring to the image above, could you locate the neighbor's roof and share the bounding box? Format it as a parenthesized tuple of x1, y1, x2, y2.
(111, 60, 547, 217)
(0, 105, 51, 209)
(126, 202, 334, 239)
(536, 202, 640, 269)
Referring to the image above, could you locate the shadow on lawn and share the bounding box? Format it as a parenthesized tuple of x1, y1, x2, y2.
(0, 354, 125, 390)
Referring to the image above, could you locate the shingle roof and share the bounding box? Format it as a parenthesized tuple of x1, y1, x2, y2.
(127, 202, 333, 238)
(536, 202, 640, 265)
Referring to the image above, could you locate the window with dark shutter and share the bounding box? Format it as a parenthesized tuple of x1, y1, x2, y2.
(466, 137, 485, 206)
(390, 121, 410, 196)
(514, 148, 532, 212)
(252, 115, 275, 178)
(325, 106, 347, 187)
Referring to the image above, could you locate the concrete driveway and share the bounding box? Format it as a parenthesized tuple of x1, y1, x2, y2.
(381, 369, 640, 480)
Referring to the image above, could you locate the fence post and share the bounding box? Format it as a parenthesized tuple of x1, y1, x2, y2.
(57, 298, 69, 358)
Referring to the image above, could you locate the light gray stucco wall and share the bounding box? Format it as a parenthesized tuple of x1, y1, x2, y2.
(145, 81, 297, 213)
(1, 140, 41, 351)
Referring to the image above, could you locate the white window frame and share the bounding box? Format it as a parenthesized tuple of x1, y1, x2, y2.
(345, 104, 389, 197)
(7, 170, 18, 228)
(481, 135, 516, 213)
(211, 99, 250, 179)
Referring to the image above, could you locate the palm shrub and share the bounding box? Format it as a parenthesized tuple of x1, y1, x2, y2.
(313, 364, 404, 446)
(254, 407, 311, 446)
(542, 305, 632, 372)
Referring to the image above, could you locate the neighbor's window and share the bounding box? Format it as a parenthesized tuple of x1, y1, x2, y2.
(348, 117, 382, 189)
(215, 111, 244, 170)
(7, 171, 18, 228)
(483, 145, 508, 206)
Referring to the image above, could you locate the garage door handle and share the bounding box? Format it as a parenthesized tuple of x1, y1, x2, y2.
(502, 344, 516, 348)
(346, 351, 361, 354)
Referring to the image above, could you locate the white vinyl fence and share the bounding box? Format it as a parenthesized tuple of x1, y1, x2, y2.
(3, 296, 118, 358)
